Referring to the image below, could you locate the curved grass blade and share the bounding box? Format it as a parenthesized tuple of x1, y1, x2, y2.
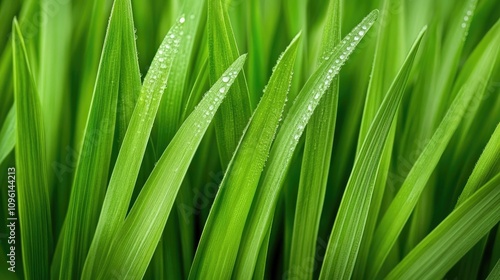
(386, 173, 500, 280)
(453, 122, 500, 278)
(233, 10, 379, 277)
(95, 55, 247, 280)
(156, 0, 205, 152)
(457, 123, 500, 206)
(189, 34, 301, 280)
(59, 0, 143, 277)
(0, 106, 15, 164)
(353, 0, 406, 275)
(367, 24, 500, 278)
(81, 12, 185, 280)
(12, 19, 52, 280)
(431, 0, 477, 125)
(208, 0, 252, 168)
(289, 0, 341, 278)
(319, 26, 426, 280)
(38, 0, 71, 186)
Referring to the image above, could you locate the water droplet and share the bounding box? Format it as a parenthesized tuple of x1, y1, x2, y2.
(222, 76, 230, 83)
(307, 104, 313, 111)
(220, 87, 226, 93)
(179, 17, 185, 23)
(461, 23, 467, 28)
(358, 31, 365, 36)
(209, 105, 214, 111)
(464, 16, 469, 21)
(340, 55, 345, 59)
(314, 93, 320, 100)
(354, 36, 360, 41)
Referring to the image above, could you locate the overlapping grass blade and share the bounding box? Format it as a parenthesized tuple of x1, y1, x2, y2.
(233, 11, 378, 277)
(82, 12, 184, 280)
(319, 26, 426, 280)
(453, 122, 500, 278)
(12, 19, 52, 280)
(95, 55, 247, 279)
(0, 106, 15, 164)
(386, 173, 500, 280)
(353, 0, 406, 275)
(208, 0, 252, 168)
(38, 0, 71, 184)
(156, 0, 205, 151)
(190, 34, 301, 280)
(431, 0, 477, 123)
(457, 123, 500, 205)
(59, 0, 142, 277)
(289, 0, 341, 278)
(74, 0, 113, 145)
(367, 22, 500, 278)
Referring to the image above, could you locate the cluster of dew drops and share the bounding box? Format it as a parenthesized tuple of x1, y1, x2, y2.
(290, 22, 372, 146)
(194, 70, 240, 134)
(461, 2, 475, 41)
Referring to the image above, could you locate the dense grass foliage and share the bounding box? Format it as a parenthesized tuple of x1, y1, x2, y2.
(0, 0, 499, 279)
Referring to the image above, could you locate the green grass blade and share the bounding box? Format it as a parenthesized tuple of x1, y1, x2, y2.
(82, 12, 184, 279)
(431, 0, 477, 125)
(190, 34, 301, 280)
(353, 0, 406, 275)
(289, 0, 341, 278)
(386, 173, 500, 280)
(59, 0, 142, 277)
(457, 123, 500, 206)
(208, 0, 252, 168)
(234, 10, 379, 277)
(319, 27, 426, 280)
(487, 259, 500, 280)
(156, 0, 205, 152)
(12, 19, 52, 280)
(38, 0, 71, 185)
(452, 123, 500, 278)
(95, 55, 247, 279)
(0, 106, 15, 164)
(368, 23, 500, 278)
(74, 0, 113, 146)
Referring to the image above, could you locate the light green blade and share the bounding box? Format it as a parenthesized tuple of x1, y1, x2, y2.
(59, 0, 143, 277)
(189, 33, 301, 280)
(38, 0, 71, 186)
(289, 0, 341, 278)
(82, 13, 185, 279)
(95, 55, 247, 280)
(386, 173, 500, 280)
(457, 123, 500, 206)
(12, 19, 52, 280)
(367, 21, 500, 278)
(319, 27, 426, 280)
(234, 10, 379, 277)
(208, 0, 252, 169)
(156, 0, 205, 152)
